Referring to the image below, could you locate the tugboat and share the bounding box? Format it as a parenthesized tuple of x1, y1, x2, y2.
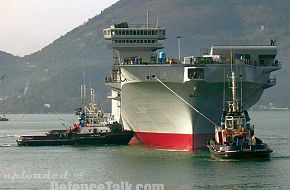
(207, 71, 272, 160)
(16, 86, 134, 146)
(0, 116, 9, 121)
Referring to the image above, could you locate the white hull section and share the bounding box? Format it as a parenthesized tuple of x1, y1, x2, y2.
(117, 64, 278, 150)
(121, 81, 263, 135)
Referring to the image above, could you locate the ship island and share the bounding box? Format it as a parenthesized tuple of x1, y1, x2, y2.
(103, 21, 281, 151)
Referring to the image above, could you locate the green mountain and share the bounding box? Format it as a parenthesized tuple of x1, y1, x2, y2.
(1, 0, 290, 113)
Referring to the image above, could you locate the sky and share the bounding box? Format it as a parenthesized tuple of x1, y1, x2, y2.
(0, 0, 119, 56)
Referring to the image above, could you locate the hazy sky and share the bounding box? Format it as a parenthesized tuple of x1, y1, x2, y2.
(0, 0, 119, 56)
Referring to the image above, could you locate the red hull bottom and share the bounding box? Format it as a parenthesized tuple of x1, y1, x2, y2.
(129, 132, 214, 151)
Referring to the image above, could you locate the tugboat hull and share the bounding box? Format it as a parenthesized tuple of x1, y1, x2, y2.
(209, 150, 272, 160)
(16, 138, 74, 146)
(74, 132, 134, 145)
(16, 131, 134, 146)
(207, 141, 272, 160)
(0, 117, 9, 121)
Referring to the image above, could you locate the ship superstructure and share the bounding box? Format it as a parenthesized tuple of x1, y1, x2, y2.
(103, 22, 281, 151)
(104, 22, 166, 123)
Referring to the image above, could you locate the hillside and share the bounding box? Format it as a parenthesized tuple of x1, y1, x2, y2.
(2, 0, 290, 113)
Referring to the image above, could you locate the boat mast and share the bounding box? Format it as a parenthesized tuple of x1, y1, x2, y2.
(223, 67, 226, 111)
(240, 75, 243, 110)
(230, 31, 233, 71)
(0, 75, 6, 117)
(81, 60, 87, 113)
(229, 31, 239, 113)
(230, 71, 238, 112)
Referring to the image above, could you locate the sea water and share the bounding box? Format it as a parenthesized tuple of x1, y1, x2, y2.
(0, 112, 290, 190)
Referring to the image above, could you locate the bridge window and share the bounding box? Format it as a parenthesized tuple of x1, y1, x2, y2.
(226, 120, 232, 129)
(259, 55, 275, 66)
(188, 68, 204, 79)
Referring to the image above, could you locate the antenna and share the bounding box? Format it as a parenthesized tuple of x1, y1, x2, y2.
(235, 51, 238, 73)
(177, 36, 181, 61)
(231, 71, 238, 112)
(82, 60, 86, 86)
(146, 10, 149, 28)
(223, 67, 226, 110)
(156, 16, 159, 27)
(230, 31, 233, 72)
(81, 60, 87, 111)
(240, 74, 243, 109)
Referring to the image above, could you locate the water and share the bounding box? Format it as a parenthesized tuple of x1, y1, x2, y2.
(0, 112, 290, 190)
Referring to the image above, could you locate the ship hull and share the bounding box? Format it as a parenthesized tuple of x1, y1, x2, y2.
(117, 63, 280, 151)
(133, 132, 213, 151)
(121, 73, 265, 151)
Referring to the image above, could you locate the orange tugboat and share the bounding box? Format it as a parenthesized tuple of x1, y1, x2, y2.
(207, 72, 272, 160)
